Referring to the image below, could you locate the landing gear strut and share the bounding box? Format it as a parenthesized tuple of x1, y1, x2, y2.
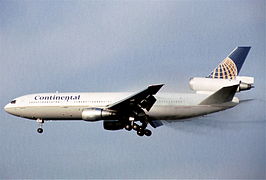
(36, 119, 44, 133)
(125, 117, 135, 131)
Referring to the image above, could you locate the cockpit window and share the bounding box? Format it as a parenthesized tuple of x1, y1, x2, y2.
(11, 100, 16, 104)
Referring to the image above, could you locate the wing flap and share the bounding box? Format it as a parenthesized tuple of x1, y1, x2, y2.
(150, 120, 163, 128)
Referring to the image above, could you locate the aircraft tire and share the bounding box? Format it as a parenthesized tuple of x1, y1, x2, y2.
(125, 124, 132, 131)
(37, 128, 43, 133)
(138, 126, 144, 131)
(137, 130, 144, 136)
(144, 129, 152, 136)
(133, 124, 139, 131)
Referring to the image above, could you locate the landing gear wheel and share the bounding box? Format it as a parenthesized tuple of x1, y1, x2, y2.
(144, 129, 152, 136)
(125, 124, 132, 131)
(137, 130, 144, 136)
(37, 128, 43, 133)
(133, 124, 139, 131)
(138, 126, 145, 131)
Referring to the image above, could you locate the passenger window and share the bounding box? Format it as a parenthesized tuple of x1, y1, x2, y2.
(11, 100, 16, 104)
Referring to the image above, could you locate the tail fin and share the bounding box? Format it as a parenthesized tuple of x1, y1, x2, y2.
(208, 47, 251, 79)
(199, 84, 239, 105)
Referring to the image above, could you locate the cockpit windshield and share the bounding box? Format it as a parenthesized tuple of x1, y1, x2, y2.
(10, 100, 16, 104)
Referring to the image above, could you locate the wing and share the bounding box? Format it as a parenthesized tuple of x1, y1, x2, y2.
(107, 84, 164, 112)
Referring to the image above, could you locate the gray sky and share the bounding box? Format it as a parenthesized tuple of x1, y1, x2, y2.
(0, 0, 265, 179)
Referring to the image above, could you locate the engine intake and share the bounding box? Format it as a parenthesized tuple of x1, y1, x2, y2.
(82, 108, 116, 121)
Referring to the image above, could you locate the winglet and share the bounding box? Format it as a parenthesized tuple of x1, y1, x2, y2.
(199, 84, 239, 105)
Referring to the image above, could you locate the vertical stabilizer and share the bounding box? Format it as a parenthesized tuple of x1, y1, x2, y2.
(208, 47, 251, 79)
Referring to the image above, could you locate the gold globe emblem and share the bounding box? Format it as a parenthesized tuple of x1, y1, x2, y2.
(209, 58, 238, 79)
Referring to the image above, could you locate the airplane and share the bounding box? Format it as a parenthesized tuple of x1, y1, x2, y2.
(4, 47, 254, 136)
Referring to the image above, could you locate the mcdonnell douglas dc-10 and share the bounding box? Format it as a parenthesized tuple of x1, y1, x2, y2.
(4, 47, 254, 136)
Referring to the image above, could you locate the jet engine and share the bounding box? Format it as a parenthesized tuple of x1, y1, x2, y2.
(189, 76, 254, 93)
(103, 120, 124, 130)
(82, 108, 117, 121)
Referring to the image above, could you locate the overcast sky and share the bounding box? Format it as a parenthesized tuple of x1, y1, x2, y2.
(0, 0, 265, 179)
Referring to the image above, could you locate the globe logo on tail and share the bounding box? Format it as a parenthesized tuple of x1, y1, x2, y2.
(208, 57, 238, 79)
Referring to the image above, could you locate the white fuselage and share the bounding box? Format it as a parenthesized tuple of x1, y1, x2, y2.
(4, 92, 239, 121)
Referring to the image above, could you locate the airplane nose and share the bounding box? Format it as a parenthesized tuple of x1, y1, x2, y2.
(4, 104, 9, 112)
(4, 104, 11, 114)
(4, 103, 19, 116)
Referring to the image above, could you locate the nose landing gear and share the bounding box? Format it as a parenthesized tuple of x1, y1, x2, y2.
(37, 128, 43, 133)
(36, 119, 44, 134)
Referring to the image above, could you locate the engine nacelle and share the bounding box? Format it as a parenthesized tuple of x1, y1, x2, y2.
(189, 77, 254, 93)
(82, 108, 116, 121)
(103, 120, 124, 130)
(236, 76, 254, 84)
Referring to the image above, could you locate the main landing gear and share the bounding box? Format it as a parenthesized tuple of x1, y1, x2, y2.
(133, 123, 152, 136)
(124, 118, 152, 137)
(36, 119, 44, 134)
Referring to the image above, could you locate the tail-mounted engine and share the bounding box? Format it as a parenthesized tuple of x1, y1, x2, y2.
(189, 76, 254, 93)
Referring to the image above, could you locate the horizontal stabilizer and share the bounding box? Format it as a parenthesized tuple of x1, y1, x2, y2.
(199, 84, 239, 105)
